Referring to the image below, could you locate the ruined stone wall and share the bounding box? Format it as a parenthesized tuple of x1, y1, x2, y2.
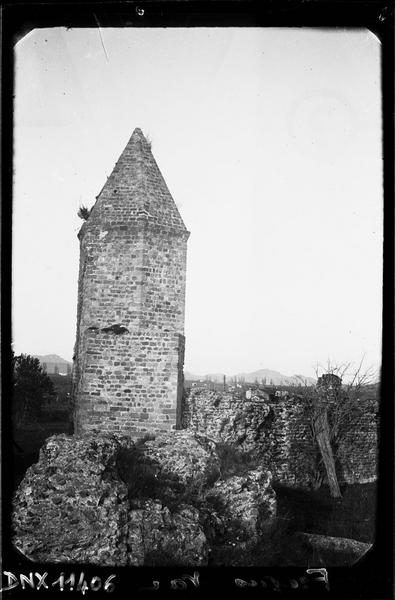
(182, 390, 272, 451)
(336, 399, 378, 484)
(182, 389, 378, 487)
(265, 399, 318, 487)
(73, 223, 188, 436)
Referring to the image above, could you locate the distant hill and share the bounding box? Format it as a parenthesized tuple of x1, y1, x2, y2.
(236, 369, 315, 386)
(185, 371, 229, 382)
(33, 358, 314, 385)
(34, 354, 72, 375)
(184, 371, 201, 381)
(185, 371, 227, 381)
(185, 368, 315, 386)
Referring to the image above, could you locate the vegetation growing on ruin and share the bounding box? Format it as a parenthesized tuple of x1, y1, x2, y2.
(77, 205, 91, 220)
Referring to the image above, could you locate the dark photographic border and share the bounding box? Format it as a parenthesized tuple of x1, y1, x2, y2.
(2, 1, 394, 597)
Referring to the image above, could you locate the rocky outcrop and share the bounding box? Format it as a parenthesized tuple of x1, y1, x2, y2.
(295, 533, 372, 566)
(128, 500, 208, 566)
(13, 433, 133, 564)
(13, 430, 275, 566)
(142, 430, 221, 491)
(205, 468, 276, 541)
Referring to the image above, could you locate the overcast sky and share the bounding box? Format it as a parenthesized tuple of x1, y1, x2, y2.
(13, 27, 382, 378)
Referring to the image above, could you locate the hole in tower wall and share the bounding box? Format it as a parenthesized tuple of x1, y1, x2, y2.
(100, 324, 129, 335)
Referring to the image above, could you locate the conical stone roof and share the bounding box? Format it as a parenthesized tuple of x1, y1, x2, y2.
(81, 128, 188, 235)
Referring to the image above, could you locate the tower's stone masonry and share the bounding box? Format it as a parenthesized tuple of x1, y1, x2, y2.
(73, 129, 189, 436)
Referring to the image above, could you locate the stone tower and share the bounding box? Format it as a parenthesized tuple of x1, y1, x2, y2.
(73, 128, 189, 436)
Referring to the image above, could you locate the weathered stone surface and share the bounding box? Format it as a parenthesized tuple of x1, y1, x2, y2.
(12, 432, 219, 566)
(336, 398, 378, 484)
(182, 389, 272, 453)
(141, 430, 221, 495)
(128, 500, 208, 566)
(183, 389, 378, 488)
(13, 432, 134, 565)
(13, 431, 277, 566)
(206, 468, 276, 540)
(295, 532, 372, 566)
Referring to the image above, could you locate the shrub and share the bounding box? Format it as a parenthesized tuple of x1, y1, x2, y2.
(77, 206, 91, 220)
(13, 353, 55, 429)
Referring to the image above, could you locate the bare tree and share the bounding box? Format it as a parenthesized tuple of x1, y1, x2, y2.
(301, 359, 377, 499)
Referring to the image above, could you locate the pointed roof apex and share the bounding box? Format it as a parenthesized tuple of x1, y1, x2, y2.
(83, 128, 189, 236)
(129, 127, 146, 143)
(124, 127, 150, 152)
(132, 127, 144, 137)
